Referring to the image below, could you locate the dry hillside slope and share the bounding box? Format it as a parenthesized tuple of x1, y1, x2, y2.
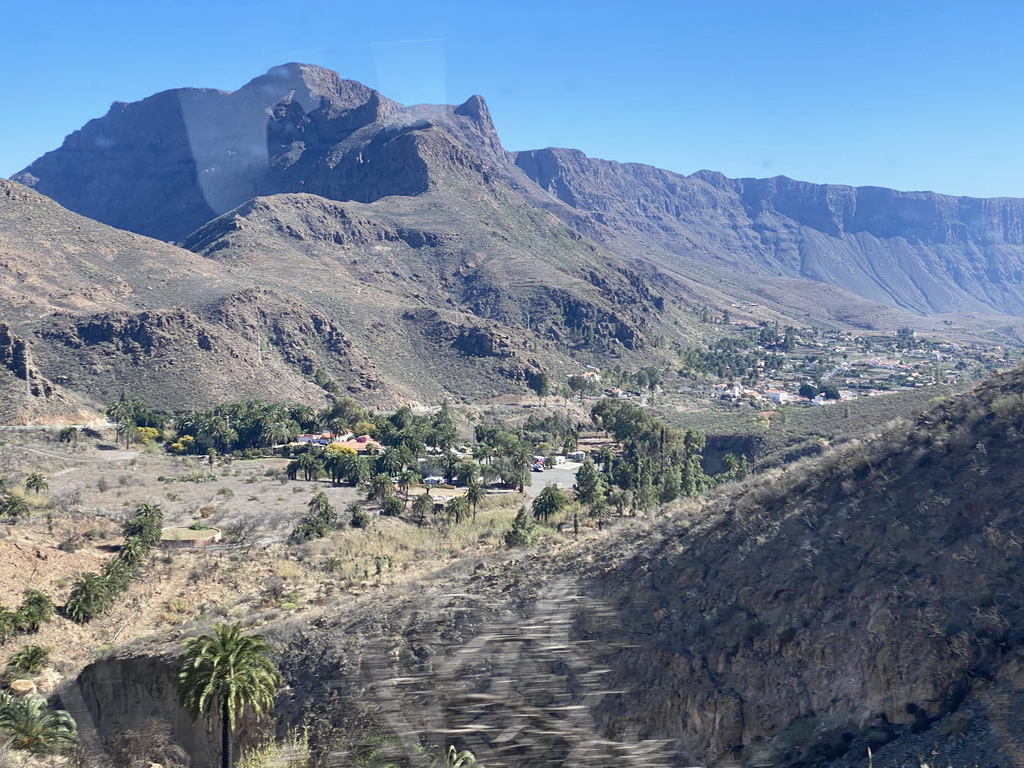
(62, 367, 1024, 767)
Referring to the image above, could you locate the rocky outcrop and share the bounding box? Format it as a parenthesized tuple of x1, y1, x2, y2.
(0, 323, 55, 398)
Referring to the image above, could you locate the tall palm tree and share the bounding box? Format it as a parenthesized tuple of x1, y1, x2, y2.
(466, 479, 486, 522)
(107, 392, 138, 449)
(396, 468, 420, 506)
(177, 623, 281, 768)
(376, 446, 404, 476)
(0, 693, 77, 755)
(440, 450, 461, 484)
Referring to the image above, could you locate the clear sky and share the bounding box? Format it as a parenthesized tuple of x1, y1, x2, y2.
(5, 0, 1023, 198)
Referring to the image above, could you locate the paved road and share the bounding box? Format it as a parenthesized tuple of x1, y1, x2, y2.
(523, 461, 581, 498)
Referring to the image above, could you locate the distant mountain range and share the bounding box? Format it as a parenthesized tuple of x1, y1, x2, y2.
(4, 62, 1024, 414)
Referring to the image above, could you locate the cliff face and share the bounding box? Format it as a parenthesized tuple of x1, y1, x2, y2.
(515, 148, 1024, 316)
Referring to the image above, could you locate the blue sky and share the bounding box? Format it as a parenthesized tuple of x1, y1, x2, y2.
(5, 1, 1023, 197)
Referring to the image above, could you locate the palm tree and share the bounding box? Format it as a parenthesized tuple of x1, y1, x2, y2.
(445, 496, 470, 525)
(107, 392, 139, 449)
(466, 479, 486, 522)
(16, 591, 52, 633)
(376, 447, 404, 476)
(323, 450, 348, 486)
(0, 607, 17, 644)
(440, 450, 461, 484)
(66, 572, 113, 623)
(0, 693, 77, 755)
(307, 491, 336, 525)
(588, 498, 612, 531)
(396, 467, 420, 506)
(24, 473, 47, 494)
(177, 623, 281, 768)
(412, 492, 434, 527)
(427, 744, 484, 767)
(57, 426, 78, 445)
(531, 485, 569, 525)
(368, 474, 394, 504)
(118, 536, 153, 570)
(2, 494, 29, 523)
(295, 452, 324, 482)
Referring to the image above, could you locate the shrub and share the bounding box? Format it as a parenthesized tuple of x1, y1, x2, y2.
(57, 539, 77, 553)
(350, 505, 372, 529)
(381, 496, 404, 517)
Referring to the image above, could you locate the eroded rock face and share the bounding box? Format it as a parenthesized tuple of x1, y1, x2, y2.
(515, 148, 1024, 316)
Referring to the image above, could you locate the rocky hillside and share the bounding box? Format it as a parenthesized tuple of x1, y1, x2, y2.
(515, 147, 1024, 316)
(66, 366, 1024, 767)
(0, 173, 685, 411)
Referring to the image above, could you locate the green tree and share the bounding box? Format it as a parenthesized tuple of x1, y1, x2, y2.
(397, 468, 420, 506)
(16, 591, 52, 633)
(107, 392, 139, 449)
(530, 372, 552, 404)
(295, 452, 324, 482)
(504, 506, 539, 548)
(0, 693, 77, 755)
(531, 485, 569, 524)
(65, 573, 114, 623)
(2, 494, 29, 523)
(57, 426, 78, 445)
(177, 623, 281, 768)
(588, 498, 612, 531)
(439, 451, 461, 484)
(25, 473, 47, 494)
(798, 382, 818, 400)
(412, 492, 434, 526)
(368, 474, 394, 504)
(444, 496, 470, 525)
(572, 458, 602, 504)
(376, 447, 404, 476)
(306, 491, 336, 526)
(466, 479, 486, 522)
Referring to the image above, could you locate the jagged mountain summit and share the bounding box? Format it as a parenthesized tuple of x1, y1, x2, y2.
(13, 61, 1024, 326)
(14, 63, 509, 243)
